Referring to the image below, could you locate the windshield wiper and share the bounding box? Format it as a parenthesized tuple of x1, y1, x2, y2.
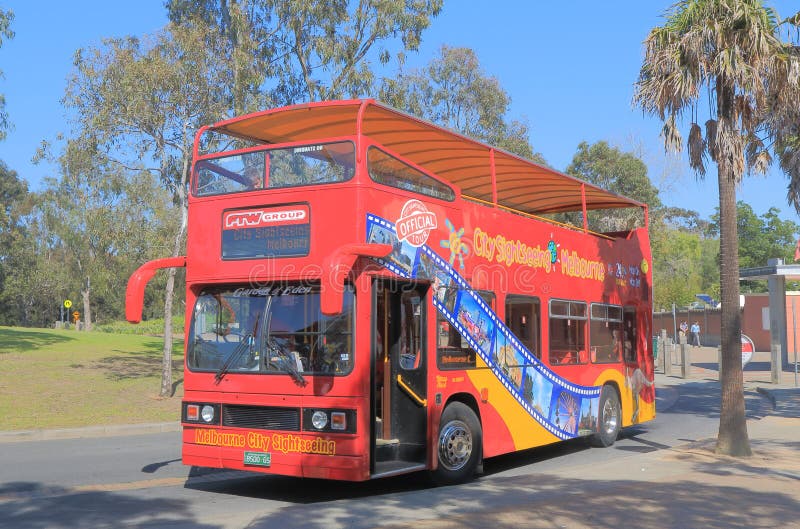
(266, 338, 307, 386)
(214, 333, 254, 384)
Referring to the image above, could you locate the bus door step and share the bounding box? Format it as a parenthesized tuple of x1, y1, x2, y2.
(372, 460, 427, 479)
(375, 438, 400, 462)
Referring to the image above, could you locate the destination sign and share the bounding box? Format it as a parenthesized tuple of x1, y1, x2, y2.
(222, 204, 310, 259)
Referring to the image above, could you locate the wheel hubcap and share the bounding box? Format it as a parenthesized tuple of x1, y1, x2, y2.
(438, 420, 472, 471)
(602, 399, 618, 435)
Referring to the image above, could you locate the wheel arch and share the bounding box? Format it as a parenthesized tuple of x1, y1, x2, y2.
(601, 380, 621, 403)
(443, 392, 482, 424)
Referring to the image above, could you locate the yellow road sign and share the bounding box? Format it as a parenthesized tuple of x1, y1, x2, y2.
(64, 300, 72, 309)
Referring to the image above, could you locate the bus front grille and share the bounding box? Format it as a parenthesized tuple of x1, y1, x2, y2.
(222, 405, 301, 431)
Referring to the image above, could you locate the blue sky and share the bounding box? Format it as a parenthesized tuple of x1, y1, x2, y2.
(1, 1, 798, 222)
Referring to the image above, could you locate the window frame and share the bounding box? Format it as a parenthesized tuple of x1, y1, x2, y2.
(505, 294, 542, 359)
(193, 140, 356, 197)
(547, 299, 588, 366)
(367, 146, 456, 202)
(589, 302, 624, 364)
(187, 283, 356, 376)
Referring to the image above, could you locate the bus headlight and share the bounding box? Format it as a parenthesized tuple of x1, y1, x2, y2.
(184, 403, 219, 424)
(311, 410, 328, 430)
(303, 409, 355, 433)
(201, 405, 216, 423)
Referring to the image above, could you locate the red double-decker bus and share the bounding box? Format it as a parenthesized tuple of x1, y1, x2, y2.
(126, 99, 654, 484)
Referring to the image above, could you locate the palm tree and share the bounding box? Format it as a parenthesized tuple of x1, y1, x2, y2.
(635, 0, 799, 457)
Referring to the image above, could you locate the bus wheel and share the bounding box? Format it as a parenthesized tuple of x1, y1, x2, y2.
(432, 402, 482, 485)
(591, 385, 621, 447)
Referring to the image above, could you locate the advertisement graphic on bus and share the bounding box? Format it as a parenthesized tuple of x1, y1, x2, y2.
(367, 211, 602, 439)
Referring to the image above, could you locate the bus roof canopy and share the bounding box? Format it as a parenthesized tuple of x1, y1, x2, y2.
(208, 99, 646, 216)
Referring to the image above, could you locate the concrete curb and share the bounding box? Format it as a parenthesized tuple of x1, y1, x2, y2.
(0, 421, 180, 443)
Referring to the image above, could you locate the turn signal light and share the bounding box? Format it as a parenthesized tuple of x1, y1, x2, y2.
(330, 411, 346, 430)
(186, 404, 200, 421)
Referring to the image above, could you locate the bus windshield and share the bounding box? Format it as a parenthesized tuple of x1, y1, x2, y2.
(194, 141, 355, 197)
(188, 285, 355, 376)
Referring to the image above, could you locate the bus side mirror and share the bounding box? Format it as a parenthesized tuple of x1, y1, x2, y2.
(126, 256, 187, 323)
(320, 243, 392, 316)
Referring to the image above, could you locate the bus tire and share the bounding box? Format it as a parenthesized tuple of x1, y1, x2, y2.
(431, 402, 482, 485)
(591, 385, 621, 447)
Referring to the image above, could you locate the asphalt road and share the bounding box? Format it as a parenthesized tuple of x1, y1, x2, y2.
(0, 380, 771, 529)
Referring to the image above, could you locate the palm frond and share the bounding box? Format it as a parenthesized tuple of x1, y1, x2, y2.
(688, 121, 706, 175)
(661, 114, 683, 152)
(752, 150, 772, 174)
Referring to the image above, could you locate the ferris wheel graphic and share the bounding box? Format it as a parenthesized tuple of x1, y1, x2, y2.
(554, 391, 579, 434)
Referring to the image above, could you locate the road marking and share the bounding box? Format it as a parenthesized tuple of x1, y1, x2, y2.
(73, 477, 188, 492)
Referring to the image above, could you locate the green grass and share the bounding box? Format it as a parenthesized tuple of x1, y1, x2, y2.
(0, 326, 184, 431)
(94, 315, 185, 335)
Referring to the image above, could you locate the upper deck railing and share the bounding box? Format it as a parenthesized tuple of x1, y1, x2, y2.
(194, 99, 649, 234)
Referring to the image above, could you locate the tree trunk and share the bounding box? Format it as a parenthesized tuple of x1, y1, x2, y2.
(715, 161, 752, 456)
(81, 284, 92, 332)
(159, 185, 189, 398)
(160, 266, 177, 397)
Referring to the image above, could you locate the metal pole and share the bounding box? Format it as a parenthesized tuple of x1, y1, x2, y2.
(672, 303, 677, 343)
(680, 341, 689, 379)
(793, 297, 798, 388)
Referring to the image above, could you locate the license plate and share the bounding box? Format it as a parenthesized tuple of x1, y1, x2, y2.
(244, 451, 271, 467)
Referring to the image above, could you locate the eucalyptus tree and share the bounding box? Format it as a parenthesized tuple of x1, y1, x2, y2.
(566, 140, 662, 231)
(379, 45, 543, 162)
(63, 23, 231, 396)
(634, 0, 800, 456)
(710, 202, 800, 292)
(0, 7, 14, 140)
(38, 143, 178, 330)
(0, 161, 30, 324)
(166, 0, 443, 106)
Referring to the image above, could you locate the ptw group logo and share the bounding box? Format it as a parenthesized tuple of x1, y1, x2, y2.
(223, 205, 309, 229)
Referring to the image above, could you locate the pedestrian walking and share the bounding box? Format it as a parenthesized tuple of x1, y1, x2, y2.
(690, 321, 701, 347)
(679, 320, 688, 343)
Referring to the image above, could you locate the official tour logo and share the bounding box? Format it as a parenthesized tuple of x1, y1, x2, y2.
(395, 199, 437, 247)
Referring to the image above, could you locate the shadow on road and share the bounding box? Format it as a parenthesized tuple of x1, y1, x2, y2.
(657, 380, 767, 420)
(0, 482, 217, 529)
(238, 468, 800, 529)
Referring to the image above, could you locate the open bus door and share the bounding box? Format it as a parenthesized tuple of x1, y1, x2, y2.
(371, 280, 428, 477)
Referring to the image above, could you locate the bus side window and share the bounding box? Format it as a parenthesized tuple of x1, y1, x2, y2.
(590, 304, 623, 364)
(548, 300, 587, 365)
(505, 295, 541, 359)
(623, 306, 638, 363)
(399, 290, 423, 370)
